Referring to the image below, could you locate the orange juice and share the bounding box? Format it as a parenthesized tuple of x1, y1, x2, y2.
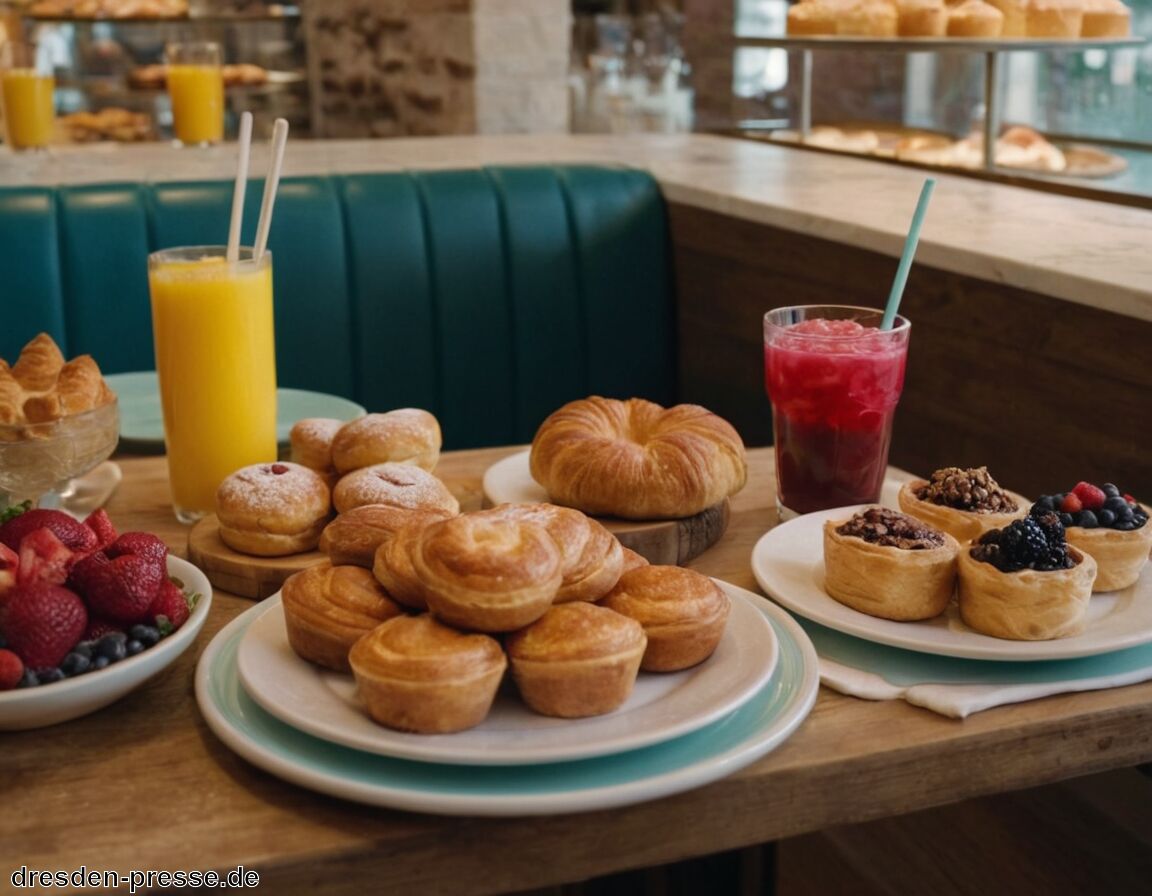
(167, 63, 224, 145)
(149, 247, 276, 522)
(1, 68, 54, 150)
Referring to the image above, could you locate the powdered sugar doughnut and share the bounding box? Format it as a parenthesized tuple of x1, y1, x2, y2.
(332, 462, 460, 516)
(290, 417, 344, 474)
(331, 409, 442, 474)
(216, 462, 333, 557)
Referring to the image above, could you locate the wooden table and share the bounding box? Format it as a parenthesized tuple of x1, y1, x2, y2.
(7, 447, 1152, 895)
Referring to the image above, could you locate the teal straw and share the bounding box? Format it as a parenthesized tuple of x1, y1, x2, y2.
(881, 177, 936, 330)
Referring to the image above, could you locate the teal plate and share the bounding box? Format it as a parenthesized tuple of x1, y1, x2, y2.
(105, 371, 365, 447)
(194, 591, 820, 817)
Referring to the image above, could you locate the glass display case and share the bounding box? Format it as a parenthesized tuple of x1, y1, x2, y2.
(0, 0, 310, 143)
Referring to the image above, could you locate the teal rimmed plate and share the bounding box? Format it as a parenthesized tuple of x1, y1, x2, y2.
(194, 588, 819, 817)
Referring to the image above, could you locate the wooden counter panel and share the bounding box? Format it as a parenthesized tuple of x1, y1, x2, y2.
(669, 203, 1152, 500)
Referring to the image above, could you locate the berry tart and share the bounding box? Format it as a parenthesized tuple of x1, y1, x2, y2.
(898, 466, 1028, 544)
(1030, 482, 1150, 592)
(822, 507, 960, 621)
(957, 513, 1097, 640)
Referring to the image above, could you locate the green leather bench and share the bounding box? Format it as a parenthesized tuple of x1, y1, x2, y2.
(0, 165, 676, 449)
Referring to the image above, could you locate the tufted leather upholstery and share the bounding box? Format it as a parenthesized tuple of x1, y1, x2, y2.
(0, 165, 676, 449)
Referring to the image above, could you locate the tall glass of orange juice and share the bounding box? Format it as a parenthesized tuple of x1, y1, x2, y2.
(148, 246, 277, 523)
(0, 41, 54, 151)
(165, 41, 224, 146)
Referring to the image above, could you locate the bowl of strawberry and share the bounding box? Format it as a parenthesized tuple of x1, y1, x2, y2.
(0, 505, 211, 730)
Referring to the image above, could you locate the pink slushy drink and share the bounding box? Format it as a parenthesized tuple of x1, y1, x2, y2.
(763, 307, 910, 517)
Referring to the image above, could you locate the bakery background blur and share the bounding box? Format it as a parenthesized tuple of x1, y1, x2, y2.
(0, 0, 1149, 200)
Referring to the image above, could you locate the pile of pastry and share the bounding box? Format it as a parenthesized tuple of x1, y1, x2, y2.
(59, 108, 154, 143)
(283, 502, 732, 734)
(787, 0, 1131, 38)
(127, 64, 269, 90)
(0, 334, 115, 430)
(822, 466, 1150, 640)
(28, 0, 187, 17)
(213, 408, 447, 557)
(263, 394, 750, 734)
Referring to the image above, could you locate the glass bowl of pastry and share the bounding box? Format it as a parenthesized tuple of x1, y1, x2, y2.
(0, 334, 119, 508)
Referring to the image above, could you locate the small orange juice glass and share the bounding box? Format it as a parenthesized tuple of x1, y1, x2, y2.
(165, 41, 224, 146)
(1, 42, 54, 151)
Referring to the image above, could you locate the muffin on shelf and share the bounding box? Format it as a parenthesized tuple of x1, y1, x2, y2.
(947, 0, 1005, 36)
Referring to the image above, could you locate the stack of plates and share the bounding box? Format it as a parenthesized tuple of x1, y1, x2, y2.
(194, 582, 820, 816)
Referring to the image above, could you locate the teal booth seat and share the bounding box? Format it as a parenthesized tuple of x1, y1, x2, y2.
(0, 165, 676, 449)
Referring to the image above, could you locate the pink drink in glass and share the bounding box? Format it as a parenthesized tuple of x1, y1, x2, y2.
(763, 306, 910, 517)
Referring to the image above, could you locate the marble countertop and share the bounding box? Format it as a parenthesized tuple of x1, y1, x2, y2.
(5, 134, 1150, 322)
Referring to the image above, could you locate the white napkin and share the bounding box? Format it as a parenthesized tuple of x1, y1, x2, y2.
(818, 656, 1152, 719)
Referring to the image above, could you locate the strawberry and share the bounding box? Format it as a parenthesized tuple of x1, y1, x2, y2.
(83, 616, 125, 641)
(1059, 493, 1083, 514)
(149, 579, 190, 632)
(16, 528, 76, 587)
(0, 648, 23, 690)
(106, 532, 169, 567)
(0, 583, 87, 669)
(83, 509, 118, 549)
(0, 543, 18, 599)
(1072, 481, 1106, 511)
(81, 554, 164, 624)
(68, 550, 110, 594)
(0, 509, 97, 554)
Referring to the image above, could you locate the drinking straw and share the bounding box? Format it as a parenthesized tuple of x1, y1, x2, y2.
(253, 117, 290, 261)
(881, 177, 936, 330)
(225, 111, 253, 264)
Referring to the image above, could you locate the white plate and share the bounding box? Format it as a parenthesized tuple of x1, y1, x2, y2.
(751, 505, 1152, 661)
(105, 371, 365, 447)
(195, 587, 819, 817)
(0, 556, 212, 730)
(482, 449, 548, 505)
(237, 584, 778, 766)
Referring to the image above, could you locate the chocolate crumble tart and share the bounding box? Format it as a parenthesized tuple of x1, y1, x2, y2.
(836, 507, 946, 550)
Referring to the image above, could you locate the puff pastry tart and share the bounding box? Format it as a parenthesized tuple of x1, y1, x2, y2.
(1064, 515, 1151, 592)
(529, 396, 747, 520)
(349, 615, 506, 734)
(413, 514, 562, 632)
(958, 514, 1097, 640)
(601, 565, 730, 671)
(822, 508, 960, 621)
(280, 561, 405, 673)
(476, 503, 624, 603)
(898, 466, 1028, 544)
(506, 602, 646, 718)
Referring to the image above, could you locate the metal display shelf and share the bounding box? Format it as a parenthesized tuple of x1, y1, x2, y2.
(737, 35, 1146, 172)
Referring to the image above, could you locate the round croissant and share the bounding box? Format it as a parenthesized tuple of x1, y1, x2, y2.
(529, 397, 747, 520)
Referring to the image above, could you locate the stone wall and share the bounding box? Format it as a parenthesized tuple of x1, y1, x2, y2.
(304, 0, 570, 138)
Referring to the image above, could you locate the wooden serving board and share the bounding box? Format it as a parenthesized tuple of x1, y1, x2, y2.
(187, 515, 326, 601)
(597, 500, 731, 566)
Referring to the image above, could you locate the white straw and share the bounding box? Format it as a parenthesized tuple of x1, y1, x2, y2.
(226, 111, 253, 263)
(253, 118, 289, 261)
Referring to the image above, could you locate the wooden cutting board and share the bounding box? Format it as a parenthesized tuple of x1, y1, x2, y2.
(585, 501, 729, 566)
(187, 515, 325, 601)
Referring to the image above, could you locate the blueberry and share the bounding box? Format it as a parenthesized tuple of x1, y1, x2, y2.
(129, 625, 161, 647)
(18, 669, 39, 688)
(1098, 509, 1116, 527)
(60, 652, 91, 676)
(36, 667, 65, 684)
(125, 639, 145, 657)
(1078, 510, 1099, 529)
(95, 632, 128, 662)
(1102, 483, 1121, 498)
(1059, 512, 1074, 527)
(1031, 496, 1056, 514)
(91, 655, 111, 671)
(71, 641, 93, 659)
(1104, 495, 1129, 514)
